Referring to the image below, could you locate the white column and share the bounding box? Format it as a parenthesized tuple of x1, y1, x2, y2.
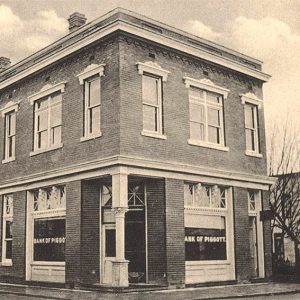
(114, 208, 127, 259)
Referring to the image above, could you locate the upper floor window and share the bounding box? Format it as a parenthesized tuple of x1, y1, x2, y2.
(2, 194, 13, 265)
(184, 77, 229, 151)
(77, 64, 105, 141)
(29, 82, 66, 155)
(1, 101, 19, 163)
(240, 92, 263, 157)
(137, 61, 169, 139)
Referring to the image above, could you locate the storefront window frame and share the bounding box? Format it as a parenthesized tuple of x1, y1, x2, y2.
(2, 194, 13, 266)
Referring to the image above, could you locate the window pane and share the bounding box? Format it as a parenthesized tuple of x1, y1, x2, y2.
(34, 218, 65, 262)
(189, 87, 204, 100)
(184, 184, 193, 206)
(143, 105, 157, 132)
(190, 103, 204, 123)
(51, 126, 61, 145)
(245, 105, 254, 128)
(8, 113, 16, 135)
(6, 240, 12, 260)
(208, 126, 220, 144)
(105, 229, 116, 257)
(51, 93, 62, 105)
(208, 108, 220, 126)
(194, 185, 210, 207)
(88, 77, 101, 107)
(246, 128, 255, 151)
(37, 111, 48, 131)
(8, 136, 15, 158)
(50, 103, 62, 127)
(35, 98, 48, 110)
(143, 76, 159, 105)
(206, 91, 221, 104)
(89, 106, 100, 134)
(38, 131, 48, 149)
(190, 122, 204, 141)
(5, 221, 13, 239)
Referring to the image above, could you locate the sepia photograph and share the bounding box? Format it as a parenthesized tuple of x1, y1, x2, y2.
(0, 0, 299, 299)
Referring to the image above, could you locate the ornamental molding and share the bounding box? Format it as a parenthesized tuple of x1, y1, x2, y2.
(0, 100, 20, 117)
(184, 76, 229, 98)
(240, 92, 263, 109)
(136, 61, 170, 81)
(28, 81, 66, 105)
(77, 63, 106, 84)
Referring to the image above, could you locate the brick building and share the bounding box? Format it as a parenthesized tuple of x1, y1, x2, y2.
(0, 8, 273, 288)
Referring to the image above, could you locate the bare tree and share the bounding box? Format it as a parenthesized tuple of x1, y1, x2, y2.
(268, 119, 300, 276)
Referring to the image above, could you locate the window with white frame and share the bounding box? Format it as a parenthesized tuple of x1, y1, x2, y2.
(244, 103, 259, 153)
(33, 92, 62, 151)
(84, 75, 101, 137)
(4, 110, 16, 161)
(77, 64, 105, 140)
(142, 74, 163, 134)
(248, 190, 257, 212)
(2, 194, 13, 265)
(137, 61, 169, 138)
(189, 87, 225, 145)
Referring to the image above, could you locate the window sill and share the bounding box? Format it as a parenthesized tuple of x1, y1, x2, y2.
(80, 132, 102, 142)
(188, 139, 229, 152)
(186, 260, 230, 266)
(30, 143, 63, 157)
(245, 150, 263, 158)
(1, 261, 12, 267)
(141, 131, 167, 140)
(2, 157, 16, 164)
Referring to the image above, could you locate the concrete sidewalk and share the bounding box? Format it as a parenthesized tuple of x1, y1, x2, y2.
(0, 282, 300, 299)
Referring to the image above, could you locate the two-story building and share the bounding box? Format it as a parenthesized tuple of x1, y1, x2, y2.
(0, 8, 273, 288)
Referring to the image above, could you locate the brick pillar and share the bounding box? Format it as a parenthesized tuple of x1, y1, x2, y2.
(81, 179, 100, 284)
(165, 178, 185, 287)
(65, 180, 82, 287)
(262, 190, 272, 279)
(233, 187, 251, 281)
(147, 179, 167, 284)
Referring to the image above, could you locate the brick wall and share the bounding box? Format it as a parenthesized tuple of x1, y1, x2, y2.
(165, 178, 185, 287)
(81, 179, 100, 284)
(146, 178, 167, 284)
(233, 187, 251, 281)
(65, 180, 81, 287)
(0, 191, 26, 282)
(262, 190, 272, 278)
(119, 34, 268, 177)
(0, 35, 120, 184)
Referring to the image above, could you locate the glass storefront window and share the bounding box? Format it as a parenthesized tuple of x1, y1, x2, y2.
(185, 217, 227, 261)
(34, 218, 65, 262)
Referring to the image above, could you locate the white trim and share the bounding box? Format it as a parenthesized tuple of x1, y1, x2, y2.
(28, 82, 66, 105)
(184, 77, 229, 99)
(30, 143, 63, 157)
(188, 139, 229, 152)
(80, 132, 102, 142)
(77, 64, 105, 84)
(0, 101, 20, 117)
(0, 21, 270, 93)
(2, 157, 16, 164)
(137, 61, 170, 81)
(141, 131, 167, 140)
(245, 150, 263, 158)
(240, 92, 263, 109)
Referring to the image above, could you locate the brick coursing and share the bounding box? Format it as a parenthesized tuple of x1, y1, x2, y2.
(146, 178, 167, 284)
(165, 178, 185, 287)
(233, 187, 252, 281)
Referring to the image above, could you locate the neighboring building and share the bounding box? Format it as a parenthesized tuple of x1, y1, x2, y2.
(0, 8, 273, 288)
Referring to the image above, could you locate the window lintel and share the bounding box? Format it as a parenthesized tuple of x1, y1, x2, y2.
(1, 101, 20, 117)
(137, 61, 170, 81)
(184, 77, 229, 99)
(77, 64, 105, 84)
(240, 92, 263, 109)
(29, 82, 66, 105)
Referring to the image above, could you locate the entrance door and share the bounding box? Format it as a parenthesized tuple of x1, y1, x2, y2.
(249, 217, 258, 277)
(102, 224, 116, 284)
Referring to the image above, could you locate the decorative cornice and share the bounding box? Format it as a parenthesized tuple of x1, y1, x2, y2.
(28, 81, 66, 105)
(184, 76, 229, 98)
(77, 64, 106, 84)
(0, 100, 20, 117)
(136, 61, 170, 81)
(240, 92, 263, 109)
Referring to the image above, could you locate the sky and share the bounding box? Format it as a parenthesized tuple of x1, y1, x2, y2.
(0, 0, 299, 153)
